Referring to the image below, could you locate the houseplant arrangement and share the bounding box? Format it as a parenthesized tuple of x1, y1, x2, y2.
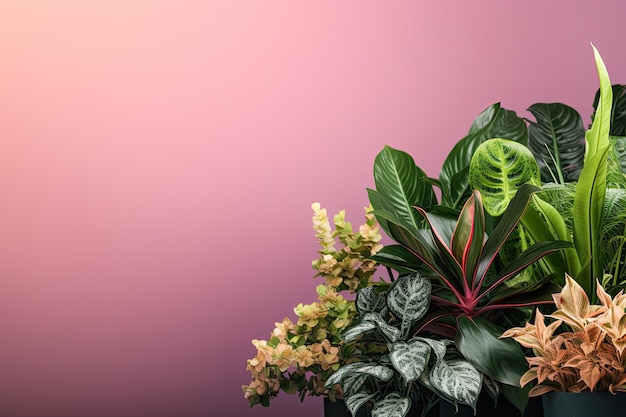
(324, 44, 625, 417)
(243, 44, 625, 417)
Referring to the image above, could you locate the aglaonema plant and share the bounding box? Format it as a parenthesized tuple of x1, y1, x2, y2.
(366, 143, 571, 413)
(325, 274, 483, 417)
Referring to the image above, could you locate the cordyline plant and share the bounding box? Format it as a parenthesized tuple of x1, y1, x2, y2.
(242, 203, 383, 407)
(364, 173, 569, 414)
(502, 274, 626, 395)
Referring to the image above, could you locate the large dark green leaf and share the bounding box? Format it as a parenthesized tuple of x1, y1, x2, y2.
(527, 103, 586, 183)
(592, 84, 626, 137)
(439, 104, 527, 209)
(372, 146, 436, 233)
(455, 316, 527, 387)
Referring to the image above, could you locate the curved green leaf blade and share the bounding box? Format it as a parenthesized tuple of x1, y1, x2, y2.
(455, 316, 528, 387)
(527, 103, 586, 183)
(573, 44, 612, 301)
(469, 138, 540, 217)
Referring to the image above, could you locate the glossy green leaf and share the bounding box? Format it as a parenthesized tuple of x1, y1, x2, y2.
(593, 84, 626, 137)
(469, 138, 541, 217)
(455, 316, 528, 387)
(527, 103, 586, 183)
(372, 146, 436, 234)
(440, 104, 527, 209)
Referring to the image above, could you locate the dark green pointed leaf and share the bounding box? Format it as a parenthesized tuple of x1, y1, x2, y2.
(369, 244, 422, 274)
(372, 146, 436, 233)
(593, 84, 626, 137)
(527, 103, 586, 183)
(455, 316, 527, 387)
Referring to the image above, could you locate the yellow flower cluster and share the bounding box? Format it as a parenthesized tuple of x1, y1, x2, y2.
(243, 204, 383, 407)
(311, 204, 383, 291)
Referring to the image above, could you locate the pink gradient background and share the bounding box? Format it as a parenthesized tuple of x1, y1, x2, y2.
(1, 1, 625, 416)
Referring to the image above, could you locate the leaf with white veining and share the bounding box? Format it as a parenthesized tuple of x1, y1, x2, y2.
(429, 358, 482, 410)
(390, 338, 431, 384)
(371, 393, 411, 417)
(386, 274, 431, 336)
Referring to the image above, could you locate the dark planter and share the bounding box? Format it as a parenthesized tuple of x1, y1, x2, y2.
(542, 392, 626, 417)
(324, 394, 543, 417)
(323, 398, 371, 417)
(438, 393, 543, 417)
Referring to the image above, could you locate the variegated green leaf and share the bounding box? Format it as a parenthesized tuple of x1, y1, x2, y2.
(387, 274, 431, 336)
(371, 393, 411, 417)
(429, 358, 482, 410)
(361, 312, 401, 342)
(356, 287, 387, 314)
(390, 339, 431, 384)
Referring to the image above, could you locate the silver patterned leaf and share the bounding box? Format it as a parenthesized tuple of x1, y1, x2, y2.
(344, 391, 377, 416)
(325, 361, 395, 389)
(429, 358, 482, 410)
(342, 372, 371, 396)
(359, 312, 402, 342)
(342, 320, 377, 342)
(413, 337, 450, 362)
(356, 286, 387, 314)
(390, 339, 431, 384)
(386, 274, 431, 336)
(371, 393, 411, 417)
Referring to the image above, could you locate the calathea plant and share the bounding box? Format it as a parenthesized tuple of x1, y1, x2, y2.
(468, 45, 626, 303)
(324, 273, 482, 417)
